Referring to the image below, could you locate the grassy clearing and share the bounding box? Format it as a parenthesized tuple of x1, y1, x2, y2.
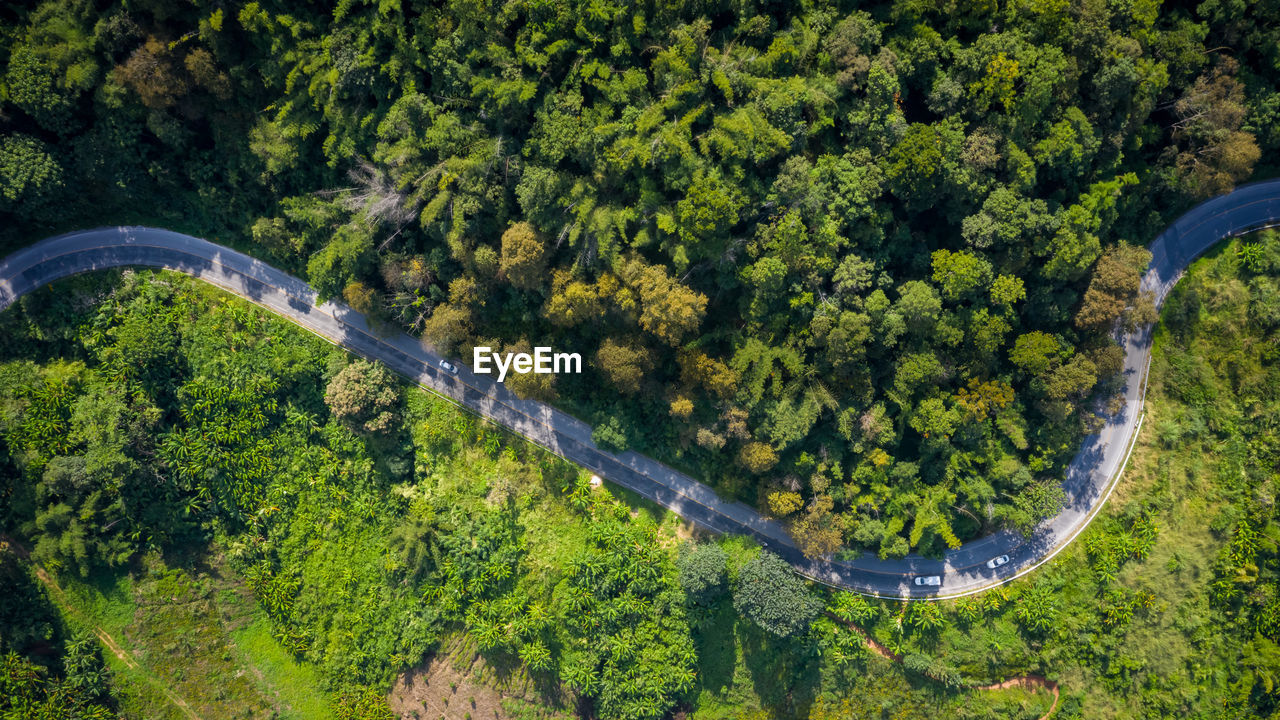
(231, 616, 335, 720)
(36, 565, 193, 720)
(48, 553, 335, 720)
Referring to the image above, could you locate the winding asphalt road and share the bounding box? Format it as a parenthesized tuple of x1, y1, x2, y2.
(3, 179, 1279, 599)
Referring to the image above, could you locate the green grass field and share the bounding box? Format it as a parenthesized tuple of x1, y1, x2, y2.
(45, 554, 335, 720)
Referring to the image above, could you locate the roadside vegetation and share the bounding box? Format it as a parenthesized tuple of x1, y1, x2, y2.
(4, 1, 1280, 713)
(0, 268, 1042, 719)
(3, 229, 1280, 719)
(4, 0, 1280, 558)
(831, 230, 1280, 719)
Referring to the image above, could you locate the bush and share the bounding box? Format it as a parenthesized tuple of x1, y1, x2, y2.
(324, 359, 400, 434)
(0, 134, 63, 218)
(591, 416, 628, 452)
(732, 551, 821, 638)
(677, 543, 728, 606)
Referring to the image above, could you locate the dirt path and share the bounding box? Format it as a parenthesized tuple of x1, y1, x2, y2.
(35, 566, 204, 720)
(1, 538, 203, 720)
(827, 613, 1061, 719)
(972, 675, 1060, 718)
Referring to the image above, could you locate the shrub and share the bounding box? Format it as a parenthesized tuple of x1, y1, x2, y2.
(677, 543, 728, 606)
(732, 551, 821, 638)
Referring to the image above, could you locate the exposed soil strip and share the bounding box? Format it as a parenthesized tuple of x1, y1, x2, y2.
(972, 675, 1060, 719)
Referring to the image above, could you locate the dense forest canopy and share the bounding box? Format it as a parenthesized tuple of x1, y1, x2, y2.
(4, 234, 1280, 720)
(2, 0, 1278, 557)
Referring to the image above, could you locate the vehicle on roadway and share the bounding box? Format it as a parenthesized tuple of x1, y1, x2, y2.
(914, 575, 941, 587)
(7, 177, 1277, 599)
(439, 359, 460, 375)
(986, 555, 1011, 569)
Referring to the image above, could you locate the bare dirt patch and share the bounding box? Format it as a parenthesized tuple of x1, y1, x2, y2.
(388, 635, 572, 720)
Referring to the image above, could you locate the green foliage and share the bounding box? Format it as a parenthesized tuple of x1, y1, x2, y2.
(0, 550, 115, 718)
(825, 237, 1280, 719)
(1, 0, 1279, 714)
(0, 651, 115, 720)
(334, 688, 395, 720)
(324, 359, 401, 434)
(60, 632, 109, 702)
(1, 234, 1277, 719)
(561, 499, 697, 720)
(308, 225, 374, 301)
(1009, 332, 1059, 375)
(1, 0, 1273, 557)
(0, 134, 63, 218)
(0, 550, 60, 657)
(732, 551, 821, 639)
(677, 542, 729, 607)
(1, 271, 713, 719)
(932, 249, 993, 301)
(1012, 585, 1057, 634)
(672, 170, 743, 268)
(591, 416, 629, 452)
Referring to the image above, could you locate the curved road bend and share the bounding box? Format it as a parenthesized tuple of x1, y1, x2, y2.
(2, 179, 1278, 599)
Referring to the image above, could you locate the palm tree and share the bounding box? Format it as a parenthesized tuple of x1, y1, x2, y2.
(519, 640, 553, 672)
(561, 658, 598, 694)
(1243, 635, 1280, 695)
(388, 515, 437, 585)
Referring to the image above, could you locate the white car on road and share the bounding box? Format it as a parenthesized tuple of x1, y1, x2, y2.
(914, 575, 941, 587)
(438, 359, 460, 375)
(986, 554, 1010, 569)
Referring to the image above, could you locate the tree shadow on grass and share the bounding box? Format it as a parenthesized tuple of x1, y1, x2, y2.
(737, 617, 822, 719)
(691, 600, 738, 695)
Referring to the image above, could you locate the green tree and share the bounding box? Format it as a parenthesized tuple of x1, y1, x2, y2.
(733, 551, 821, 638)
(990, 274, 1026, 308)
(499, 222, 549, 290)
(387, 515, 437, 585)
(591, 416, 628, 452)
(324, 360, 400, 434)
(894, 281, 942, 333)
(910, 396, 960, 439)
(1014, 585, 1059, 634)
(1042, 354, 1097, 400)
(677, 543, 728, 606)
(1010, 331, 1059, 375)
(563, 506, 696, 720)
(308, 224, 373, 301)
(62, 633, 110, 702)
(670, 170, 743, 268)
(0, 652, 115, 720)
(892, 352, 945, 407)
(0, 134, 63, 218)
(931, 249, 992, 300)
(5, 46, 81, 134)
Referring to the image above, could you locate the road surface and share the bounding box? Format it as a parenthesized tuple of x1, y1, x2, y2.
(2, 179, 1278, 598)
